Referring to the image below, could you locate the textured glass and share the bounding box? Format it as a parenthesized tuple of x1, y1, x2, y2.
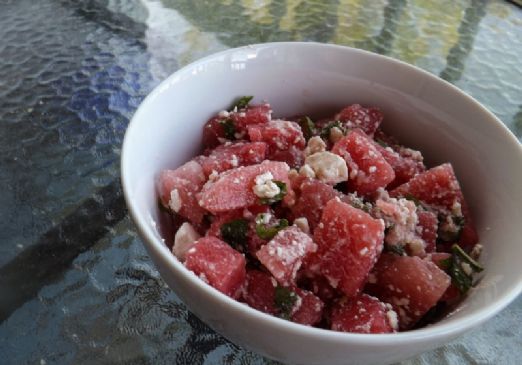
(0, 0, 520, 364)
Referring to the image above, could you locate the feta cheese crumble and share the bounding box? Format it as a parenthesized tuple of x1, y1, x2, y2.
(169, 189, 182, 212)
(173, 222, 200, 261)
(304, 151, 348, 185)
(253, 172, 281, 199)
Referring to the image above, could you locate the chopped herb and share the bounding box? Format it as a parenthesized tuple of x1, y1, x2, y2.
(404, 194, 421, 207)
(220, 219, 248, 251)
(274, 285, 298, 319)
(259, 180, 287, 205)
(298, 116, 316, 140)
(219, 118, 236, 140)
(255, 215, 289, 240)
(230, 95, 253, 110)
(349, 196, 371, 213)
(320, 121, 346, 139)
(441, 244, 484, 294)
(384, 243, 406, 256)
(437, 214, 465, 243)
(375, 139, 388, 148)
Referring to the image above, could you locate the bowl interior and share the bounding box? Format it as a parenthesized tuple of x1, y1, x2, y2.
(121, 42, 522, 362)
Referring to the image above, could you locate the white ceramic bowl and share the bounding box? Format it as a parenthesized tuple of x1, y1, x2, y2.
(121, 42, 522, 365)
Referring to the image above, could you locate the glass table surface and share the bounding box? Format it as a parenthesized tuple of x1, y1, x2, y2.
(0, 0, 521, 364)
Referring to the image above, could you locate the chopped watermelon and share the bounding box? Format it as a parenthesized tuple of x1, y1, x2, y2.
(417, 210, 438, 253)
(307, 198, 385, 298)
(185, 236, 246, 298)
(157, 160, 207, 224)
(426, 253, 461, 303)
(332, 129, 395, 195)
(242, 270, 277, 314)
(198, 161, 291, 214)
(200, 141, 268, 177)
(291, 288, 324, 326)
(367, 253, 451, 329)
(256, 226, 317, 286)
(232, 104, 272, 132)
(202, 116, 228, 149)
(334, 104, 383, 136)
(290, 178, 342, 231)
(331, 294, 397, 333)
(248, 120, 306, 153)
(268, 146, 304, 169)
(374, 143, 425, 189)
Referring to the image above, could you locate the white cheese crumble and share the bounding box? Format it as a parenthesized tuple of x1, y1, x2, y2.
(253, 172, 281, 199)
(304, 136, 326, 156)
(299, 164, 316, 178)
(218, 110, 230, 118)
(329, 126, 344, 144)
(173, 222, 200, 261)
(386, 308, 399, 330)
(230, 154, 239, 167)
(168, 189, 182, 212)
(304, 151, 348, 185)
(461, 262, 473, 276)
(209, 170, 219, 181)
(293, 217, 310, 234)
(368, 165, 377, 173)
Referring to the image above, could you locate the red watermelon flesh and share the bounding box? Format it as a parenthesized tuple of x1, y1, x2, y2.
(331, 294, 397, 334)
(247, 120, 306, 152)
(290, 179, 342, 232)
(242, 270, 277, 315)
(202, 116, 227, 149)
(256, 226, 317, 286)
(185, 236, 246, 299)
(426, 253, 461, 303)
(157, 160, 207, 224)
(198, 161, 291, 214)
(416, 210, 438, 253)
(200, 141, 268, 177)
(334, 104, 383, 137)
(367, 253, 451, 329)
(268, 146, 304, 169)
(307, 198, 385, 298)
(332, 129, 395, 195)
(232, 104, 272, 132)
(291, 288, 324, 326)
(374, 143, 425, 189)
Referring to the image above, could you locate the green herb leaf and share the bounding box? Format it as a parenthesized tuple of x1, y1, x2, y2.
(441, 244, 484, 294)
(220, 219, 248, 251)
(274, 285, 298, 319)
(219, 118, 236, 140)
(298, 116, 316, 140)
(404, 194, 421, 207)
(230, 95, 253, 110)
(384, 243, 406, 256)
(437, 214, 465, 243)
(320, 121, 346, 139)
(451, 244, 484, 272)
(255, 215, 289, 240)
(259, 180, 287, 205)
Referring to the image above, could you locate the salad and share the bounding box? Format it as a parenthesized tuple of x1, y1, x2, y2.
(157, 96, 483, 333)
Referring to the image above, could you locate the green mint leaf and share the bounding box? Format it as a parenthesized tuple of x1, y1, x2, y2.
(219, 118, 236, 140)
(259, 180, 287, 205)
(451, 244, 484, 272)
(220, 219, 248, 251)
(448, 259, 473, 294)
(298, 116, 316, 140)
(230, 95, 253, 110)
(438, 257, 453, 271)
(320, 121, 346, 140)
(384, 243, 406, 256)
(274, 285, 298, 319)
(255, 215, 289, 240)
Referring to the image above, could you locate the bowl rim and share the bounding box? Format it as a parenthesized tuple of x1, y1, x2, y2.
(121, 41, 522, 345)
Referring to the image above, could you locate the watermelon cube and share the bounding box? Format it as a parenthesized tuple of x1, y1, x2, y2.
(374, 143, 425, 189)
(157, 160, 207, 224)
(200, 141, 268, 177)
(307, 198, 385, 298)
(416, 210, 438, 253)
(185, 236, 246, 298)
(332, 129, 395, 195)
(290, 178, 342, 231)
(256, 226, 317, 286)
(198, 161, 291, 214)
(331, 294, 397, 333)
(247, 120, 306, 153)
(334, 104, 383, 136)
(242, 270, 277, 315)
(367, 253, 451, 329)
(268, 146, 304, 169)
(232, 103, 272, 132)
(291, 289, 324, 326)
